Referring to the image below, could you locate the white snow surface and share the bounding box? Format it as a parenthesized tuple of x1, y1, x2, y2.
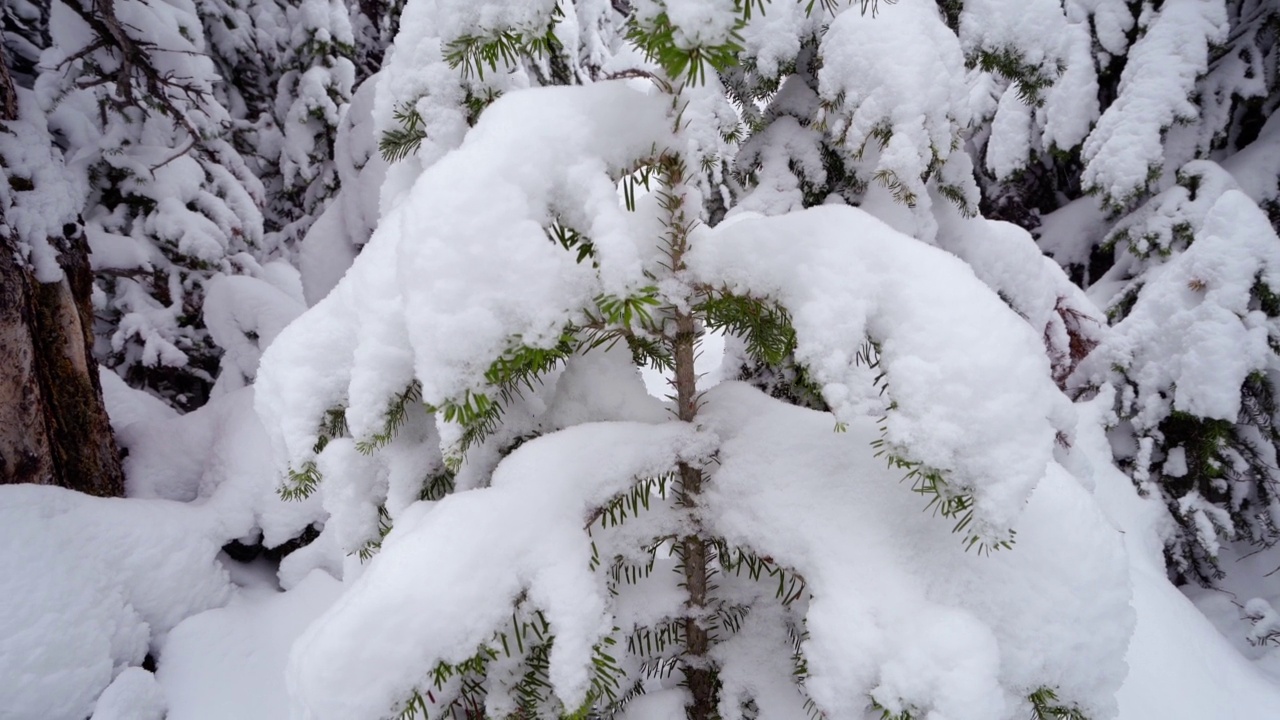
(288, 421, 708, 719)
(817, 0, 974, 241)
(1077, 394, 1280, 719)
(0, 486, 233, 720)
(299, 74, 387, 306)
(1076, 190, 1280, 427)
(122, 387, 322, 548)
(699, 383, 1132, 720)
(88, 668, 166, 720)
(258, 81, 675, 468)
(1222, 111, 1280, 207)
(690, 206, 1075, 537)
(1081, 0, 1228, 201)
(935, 207, 1108, 385)
(98, 367, 179, 432)
(205, 275, 307, 396)
(158, 570, 342, 720)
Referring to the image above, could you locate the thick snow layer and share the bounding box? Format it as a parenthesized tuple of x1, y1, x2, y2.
(1077, 190, 1280, 427)
(31, 388, 1270, 720)
(960, 0, 1102, 155)
(1077, 395, 1280, 718)
(299, 75, 387, 306)
(284, 383, 1133, 720)
(99, 367, 179, 432)
(1081, 0, 1228, 201)
(1036, 194, 1113, 272)
(205, 275, 307, 396)
(736, 0, 816, 78)
(960, 0, 1066, 70)
(1065, 0, 1135, 56)
(1222, 112, 1280, 207)
(122, 387, 322, 548)
(690, 206, 1074, 536)
(986, 83, 1035, 179)
(1041, 20, 1102, 152)
(258, 81, 674, 467)
(735, 106, 826, 216)
(288, 422, 706, 719)
(158, 570, 342, 720)
(699, 384, 1132, 720)
(88, 668, 166, 720)
(0, 486, 233, 720)
(935, 208, 1108, 385)
(0, 87, 85, 283)
(817, 0, 973, 240)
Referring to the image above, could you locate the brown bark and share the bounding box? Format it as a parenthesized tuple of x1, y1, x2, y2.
(675, 307, 715, 720)
(0, 223, 124, 497)
(659, 153, 717, 720)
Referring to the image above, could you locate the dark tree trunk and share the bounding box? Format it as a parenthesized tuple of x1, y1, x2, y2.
(0, 31, 123, 496)
(0, 222, 124, 496)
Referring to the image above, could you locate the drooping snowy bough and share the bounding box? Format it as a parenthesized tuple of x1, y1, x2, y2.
(257, 76, 1132, 720)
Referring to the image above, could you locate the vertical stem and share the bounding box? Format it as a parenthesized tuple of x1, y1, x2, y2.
(661, 154, 716, 719)
(676, 325, 715, 717)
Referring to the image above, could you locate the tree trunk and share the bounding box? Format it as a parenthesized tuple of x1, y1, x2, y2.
(658, 152, 718, 720)
(0, 223, 124, 496)
(674, 306, 716, 720)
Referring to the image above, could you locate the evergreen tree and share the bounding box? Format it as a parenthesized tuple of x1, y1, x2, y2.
(270, 0, 357, 249)
(257, 3, 1133, 719)
(11, 0, 366, 411)
(955, 0, 1280, 586)
(33, 0, 273, 409)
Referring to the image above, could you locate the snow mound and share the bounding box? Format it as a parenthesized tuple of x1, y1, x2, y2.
(700, 383, 1133, 720)
(0, 486, 233, 720)
(89, 668, 166, 720)
(158, 570, 342, 720)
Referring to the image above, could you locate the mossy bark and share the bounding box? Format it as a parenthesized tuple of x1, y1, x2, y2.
(0, 226, 124, 496)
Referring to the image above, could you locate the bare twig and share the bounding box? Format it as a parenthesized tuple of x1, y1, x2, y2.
(61, 0, 209, 150)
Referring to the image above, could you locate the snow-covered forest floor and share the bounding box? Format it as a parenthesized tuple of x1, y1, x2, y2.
(5, 1, 1280, 719)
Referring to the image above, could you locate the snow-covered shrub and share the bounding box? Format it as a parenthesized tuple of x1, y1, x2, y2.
(1075, 175, 1280, 585)
(950, 0, 1280, 586)
(35, 0, 272, 409)
(271, 0, 358, 248)
(257, 4, 1135, 718)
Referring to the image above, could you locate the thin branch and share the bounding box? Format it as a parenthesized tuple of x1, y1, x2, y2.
(62, 0, 209, 149)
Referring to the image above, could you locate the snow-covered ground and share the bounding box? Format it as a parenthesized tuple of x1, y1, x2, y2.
(4, 371, 1280, 719)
